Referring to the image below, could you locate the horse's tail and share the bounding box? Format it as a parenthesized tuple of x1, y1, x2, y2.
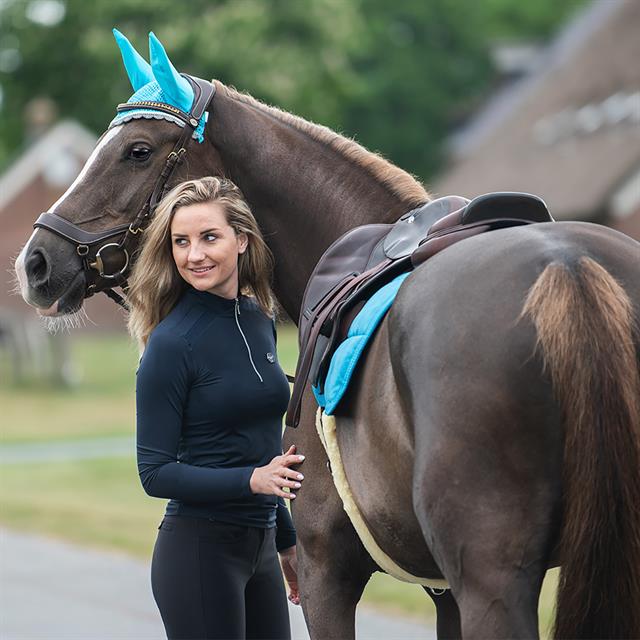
(522, 256, 640, 640)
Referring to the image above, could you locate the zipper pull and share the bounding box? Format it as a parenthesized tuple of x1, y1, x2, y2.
(235, 297, 240, 315)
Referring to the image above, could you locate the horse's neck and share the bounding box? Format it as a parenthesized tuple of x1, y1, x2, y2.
(206, 84, 428, 320)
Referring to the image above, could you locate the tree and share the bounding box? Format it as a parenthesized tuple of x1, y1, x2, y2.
(0, 0, 587, 180)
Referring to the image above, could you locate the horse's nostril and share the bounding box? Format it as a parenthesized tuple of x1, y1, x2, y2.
(25, 248, 51, 288)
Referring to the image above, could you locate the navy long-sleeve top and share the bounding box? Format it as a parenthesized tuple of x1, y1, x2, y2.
(135, 285, 296, 551)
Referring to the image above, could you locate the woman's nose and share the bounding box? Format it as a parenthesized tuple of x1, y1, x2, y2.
(188, 244, 205, 262)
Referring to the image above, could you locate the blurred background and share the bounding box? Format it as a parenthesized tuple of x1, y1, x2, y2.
(1, 0, 638, 637)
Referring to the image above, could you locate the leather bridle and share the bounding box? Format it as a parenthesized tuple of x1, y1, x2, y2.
(32, 75, 216, 310)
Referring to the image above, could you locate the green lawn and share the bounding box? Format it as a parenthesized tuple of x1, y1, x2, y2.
(1, 333, 138, 443)
(0, 328, 558, 632)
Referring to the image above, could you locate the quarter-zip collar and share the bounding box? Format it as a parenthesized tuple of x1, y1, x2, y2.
(186, 286, 240, 316)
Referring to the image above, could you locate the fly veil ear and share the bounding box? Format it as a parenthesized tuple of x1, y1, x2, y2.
(113, 29, 154, 91)
(148, 32, 194, 113)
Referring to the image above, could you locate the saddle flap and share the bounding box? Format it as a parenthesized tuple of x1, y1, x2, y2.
(299, 223, 391, 332)
(383, 196, 469, 260)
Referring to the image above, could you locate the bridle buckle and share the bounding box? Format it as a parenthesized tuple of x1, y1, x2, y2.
(89, 243, 129, 279)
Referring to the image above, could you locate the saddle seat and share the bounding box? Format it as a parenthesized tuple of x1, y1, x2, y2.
(285, 192, 553, 428)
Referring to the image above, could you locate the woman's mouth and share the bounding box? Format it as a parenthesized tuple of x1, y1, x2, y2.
(189, 265, 215, 275)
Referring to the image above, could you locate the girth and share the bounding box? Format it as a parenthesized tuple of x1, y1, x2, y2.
(33, 75, 216, 309)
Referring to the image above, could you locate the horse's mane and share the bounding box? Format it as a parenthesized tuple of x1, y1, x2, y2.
(221, 84, 429, 208)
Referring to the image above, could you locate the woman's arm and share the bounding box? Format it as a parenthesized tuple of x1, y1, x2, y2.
(136, 331, 254, 502)
(276, 499, 300, 605)
(275, 498, 296, 551)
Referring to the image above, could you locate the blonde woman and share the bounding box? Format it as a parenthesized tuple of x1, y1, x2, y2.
(128, 177, 303, 640)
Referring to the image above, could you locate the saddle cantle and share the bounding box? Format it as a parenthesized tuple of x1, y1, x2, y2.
(286, 192, 553, 428)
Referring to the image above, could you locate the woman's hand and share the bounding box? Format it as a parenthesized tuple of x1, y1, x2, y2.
(249, 445, 305, 499)
(279, 545, 300, 605)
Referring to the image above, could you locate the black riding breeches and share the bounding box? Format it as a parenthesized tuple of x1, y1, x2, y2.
(151, 515, 291, 640)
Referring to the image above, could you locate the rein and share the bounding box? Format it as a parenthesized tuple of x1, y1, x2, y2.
(32, 75, 216, 311)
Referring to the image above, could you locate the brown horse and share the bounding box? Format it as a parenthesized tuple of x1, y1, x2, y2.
(14, 56, 640, 638)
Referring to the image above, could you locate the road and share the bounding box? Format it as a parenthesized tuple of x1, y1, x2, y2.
(0, 527, 435, 640)
(0, 436, 436, 638)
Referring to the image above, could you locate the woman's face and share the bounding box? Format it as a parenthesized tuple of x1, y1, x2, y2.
(170, 201, 248, 299)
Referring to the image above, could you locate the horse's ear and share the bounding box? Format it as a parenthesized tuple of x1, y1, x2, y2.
(148, 32, 193, 113)
(113, 28, 154, 91)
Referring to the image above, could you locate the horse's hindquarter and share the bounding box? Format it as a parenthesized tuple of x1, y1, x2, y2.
(335, 318, 445, 580)
(317, 222, 639, 587)
(384, 221, 640, 575)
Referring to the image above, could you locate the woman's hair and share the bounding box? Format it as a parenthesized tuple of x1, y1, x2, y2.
(127, 176, 275, 347)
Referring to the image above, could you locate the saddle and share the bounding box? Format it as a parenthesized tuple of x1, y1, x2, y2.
(285, 192, 553, 428)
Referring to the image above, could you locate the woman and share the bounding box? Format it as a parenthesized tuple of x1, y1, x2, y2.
(127, 176, 304, 640)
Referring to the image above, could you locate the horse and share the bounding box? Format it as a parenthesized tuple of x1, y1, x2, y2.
(14, 33, 640, 639)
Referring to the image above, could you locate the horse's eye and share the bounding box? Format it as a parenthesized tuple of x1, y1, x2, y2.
(129, 146, 152, 161)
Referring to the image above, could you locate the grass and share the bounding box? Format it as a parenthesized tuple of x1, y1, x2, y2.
(1, 334, 138, 443)
(0, 328, 559, 633)
(0, 453, 559, 633)
(0, 456, 162, 556)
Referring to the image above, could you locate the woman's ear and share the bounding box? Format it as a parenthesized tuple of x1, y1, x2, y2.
(237, 232, 249, 254)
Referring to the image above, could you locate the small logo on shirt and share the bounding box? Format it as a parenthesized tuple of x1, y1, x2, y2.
(266, 352, 276, 363)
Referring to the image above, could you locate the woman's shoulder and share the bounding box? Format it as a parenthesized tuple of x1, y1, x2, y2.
(147, 321, 189, 350)
(142, 323, 191, 373)
(151, 289, 216, 344)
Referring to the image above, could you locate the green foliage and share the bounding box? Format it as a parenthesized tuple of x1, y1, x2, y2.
(0, 0, 587, 179)
(483, 0, 587, 39)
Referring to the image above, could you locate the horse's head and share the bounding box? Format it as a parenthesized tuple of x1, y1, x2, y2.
(15, 30, 222, 320)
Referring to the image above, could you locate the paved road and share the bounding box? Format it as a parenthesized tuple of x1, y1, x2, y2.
(0, 436, 134, 464)
(0, 528, 435, 640)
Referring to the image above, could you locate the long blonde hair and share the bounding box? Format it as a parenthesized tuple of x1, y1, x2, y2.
(127, 177, 275, 346)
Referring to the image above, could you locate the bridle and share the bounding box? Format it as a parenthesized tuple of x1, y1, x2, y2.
(32, 75, 216, 310)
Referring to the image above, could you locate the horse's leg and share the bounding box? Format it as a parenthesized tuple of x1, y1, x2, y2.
(415, 444, 549, 639)
(284, 391, 376, 639)
(424, 588, 461, 640)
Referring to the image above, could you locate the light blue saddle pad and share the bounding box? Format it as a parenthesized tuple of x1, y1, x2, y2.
(313, 272, 410, 414)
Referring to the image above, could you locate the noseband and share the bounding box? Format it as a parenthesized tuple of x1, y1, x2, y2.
(32, 75, 216, 310)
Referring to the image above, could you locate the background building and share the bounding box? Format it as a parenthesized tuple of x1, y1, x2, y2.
(431, 0, 640, 239)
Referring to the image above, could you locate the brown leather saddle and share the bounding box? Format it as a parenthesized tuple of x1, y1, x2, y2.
(285, 192, 554, 428)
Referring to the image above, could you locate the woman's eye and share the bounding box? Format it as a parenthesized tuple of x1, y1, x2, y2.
(204, 234, 217, 242)
(129, 146, 152, 161)
(174, 238, 187, 246)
